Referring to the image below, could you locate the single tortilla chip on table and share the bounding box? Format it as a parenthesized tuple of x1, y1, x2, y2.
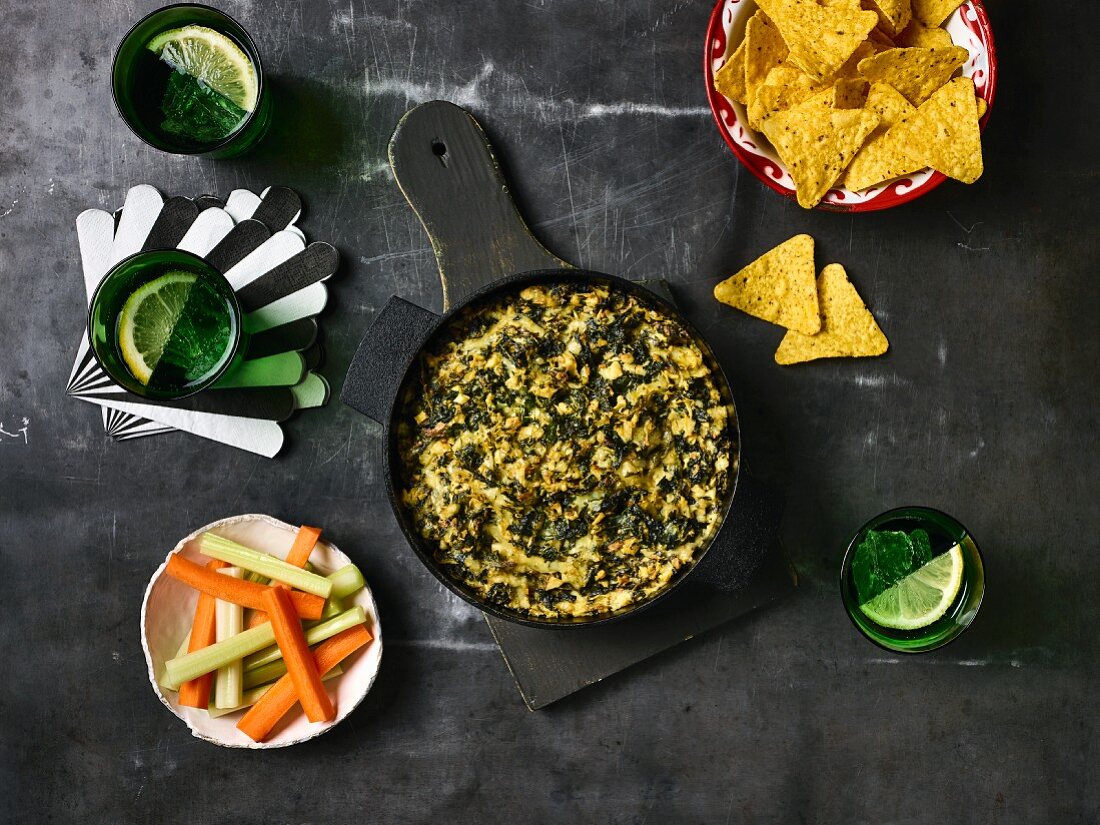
(887, 75, 983, 183)
(756, 0, 879, 81)
(911, 0, 964, 28)
(714, 39, 748, 105)
(761, 96, 880, 208)
(713, 234, 821, 335)
(895, 17, 954, 49)
(844, 83, 922, 190)
(857, 45, 969, 105)
(866, 0, 912, 36)
(774, 264, 889, 364)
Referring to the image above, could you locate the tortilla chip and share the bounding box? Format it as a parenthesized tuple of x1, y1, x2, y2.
(757, 0, 879, 81)
(857, 45, 969, 105)
(912, 0, 963, 27)
(714, 40, 748, 105)
(761, 97, 880, 208)
(775, 264, 888, 364)
(867, 27, 897, 52)
(714, 234, 821, 335)
(749, 66, 822, 127)
(976, 96, 987, 119)
(834, 40, 876, 80)
(866, 0, 911, 36)
(844, 83, 923, 189)
(861, 81, 916, 126)
(888, 76, 983, 183)
(895, 18, 954, 49)
(833, 77, 870, 108)
(745, 12, 790, 101)
(844, 130, 923, 190)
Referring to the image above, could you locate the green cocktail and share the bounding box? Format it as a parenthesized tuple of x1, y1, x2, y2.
(112, 4, 270, 157)
(840, 507, 985, 653)
(89, 249, 243, 399)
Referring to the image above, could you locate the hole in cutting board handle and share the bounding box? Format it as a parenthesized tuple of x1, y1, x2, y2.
(431, 140, 448, 167)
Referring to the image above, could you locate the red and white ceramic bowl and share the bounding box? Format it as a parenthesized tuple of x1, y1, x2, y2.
(704, 0, 997, 212)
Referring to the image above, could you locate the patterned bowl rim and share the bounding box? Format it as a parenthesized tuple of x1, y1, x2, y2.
(703, 0, 998, 212)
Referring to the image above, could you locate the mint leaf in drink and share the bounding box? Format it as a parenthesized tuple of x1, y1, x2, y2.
(851, 529, 917, 604)
(910, 528, 933, 567)
(160, 70, 247, 145)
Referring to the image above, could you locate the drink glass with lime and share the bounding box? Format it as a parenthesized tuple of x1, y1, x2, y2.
(88, 249, 243, 399)
(840, 506, 985, 653)
(112, 4, 269, 157)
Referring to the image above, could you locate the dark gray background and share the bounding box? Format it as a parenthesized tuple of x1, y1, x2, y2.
(1, 1, 1096, 822)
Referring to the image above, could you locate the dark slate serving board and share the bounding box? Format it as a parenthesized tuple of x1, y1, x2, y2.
(385, 102, 798, 709)
(485, 545, 796, 710)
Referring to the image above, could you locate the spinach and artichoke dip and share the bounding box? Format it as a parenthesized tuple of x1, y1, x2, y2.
(396, 282, 736, 619)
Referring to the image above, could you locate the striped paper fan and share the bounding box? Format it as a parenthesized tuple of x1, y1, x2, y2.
(67, 185, 337, 457)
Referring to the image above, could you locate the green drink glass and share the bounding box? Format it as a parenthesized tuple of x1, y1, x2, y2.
(88, 249, 243, 400)
(840, 506, 985, 653)
(112, 3, 271, 157)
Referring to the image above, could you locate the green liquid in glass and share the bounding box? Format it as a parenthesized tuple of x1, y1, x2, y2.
(89, 249, 242, 400)
(840, 507, 986, 653)
(112, 4, 269, 157)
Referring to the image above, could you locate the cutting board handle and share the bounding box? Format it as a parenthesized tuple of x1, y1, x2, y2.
(388, 100, 568, 310)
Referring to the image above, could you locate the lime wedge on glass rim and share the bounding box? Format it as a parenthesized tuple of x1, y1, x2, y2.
(147, 25, 258, 112)
(117, 271, 197, 385)
(859, 544, 965, 630)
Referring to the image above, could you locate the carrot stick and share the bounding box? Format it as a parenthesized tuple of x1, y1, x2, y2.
(261, 585, 334, 723)
(177, 560, 226, 708)
(164, 554, 324, 620)
(247, 526, 323, 628)
(237, 625, 372, 742)
(286, 525, 323, 568)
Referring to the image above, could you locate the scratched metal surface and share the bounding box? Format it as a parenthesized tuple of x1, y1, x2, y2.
(0, 0, 1097, 822)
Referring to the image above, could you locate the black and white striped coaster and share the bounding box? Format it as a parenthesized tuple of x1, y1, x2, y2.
(67, 185, 337, 457)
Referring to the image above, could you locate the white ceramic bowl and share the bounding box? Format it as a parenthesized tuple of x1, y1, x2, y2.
(141, 514, 383, 748)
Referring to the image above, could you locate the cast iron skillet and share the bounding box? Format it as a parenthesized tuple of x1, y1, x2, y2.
(342, 101, 782, 628)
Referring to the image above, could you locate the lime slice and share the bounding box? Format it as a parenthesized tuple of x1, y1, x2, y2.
(147, 25, 258, 112)
(859, 544, 965, 630)
(118, 271, 197, 384)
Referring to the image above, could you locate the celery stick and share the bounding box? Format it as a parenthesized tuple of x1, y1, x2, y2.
(327, 564, 365, 600)
(213, 567, 244, 709)
(242, 606, 366, 672)
(242, 657, 345, 692)
(199, 534, 333, 598)
(174, 630, 192, 660)
(319, 595, 345, 621)
(243, 658, 289, 690)
(164, 622, 276, 690)
(207, 666, 343, 719)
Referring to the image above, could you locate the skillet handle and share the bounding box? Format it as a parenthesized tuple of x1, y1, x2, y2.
(690, 471, 786, 592)
(388, 100, 569, 310)
(340, 296, 437, 425)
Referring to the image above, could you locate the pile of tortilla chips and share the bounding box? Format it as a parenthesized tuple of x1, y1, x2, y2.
(713, 234, 889, 364)
(713, 0, 986, 208)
